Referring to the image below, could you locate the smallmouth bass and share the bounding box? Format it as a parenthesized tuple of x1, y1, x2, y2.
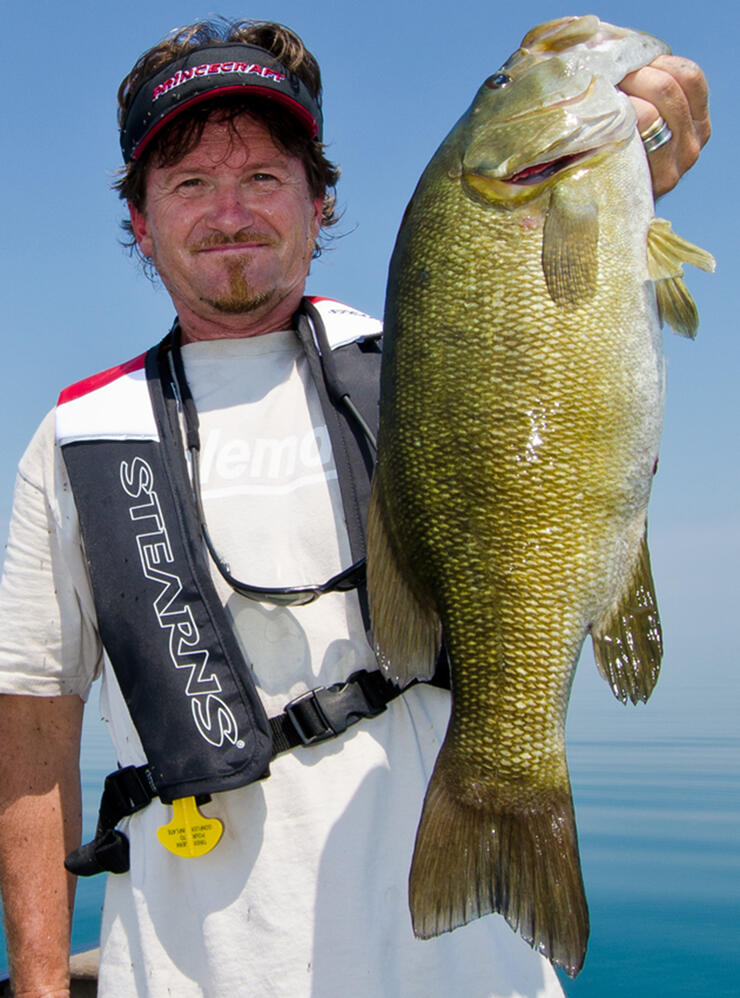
(367, 15, 714, 976)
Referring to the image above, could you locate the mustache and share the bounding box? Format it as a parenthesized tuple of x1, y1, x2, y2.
(189, 230, 278, 252)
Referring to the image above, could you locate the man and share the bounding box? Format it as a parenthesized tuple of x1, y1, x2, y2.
(0, 18, 710, 998)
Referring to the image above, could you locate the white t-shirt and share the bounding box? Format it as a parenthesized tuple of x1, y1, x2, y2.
(0, 331, 564, 998)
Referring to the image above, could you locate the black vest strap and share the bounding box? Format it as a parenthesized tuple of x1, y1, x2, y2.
(294, 302, 381, 631)
(65, 667, 406, 876)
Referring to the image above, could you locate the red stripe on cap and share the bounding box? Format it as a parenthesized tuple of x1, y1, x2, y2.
(132, 85, 320, 160)
(58, 352, 148, 405)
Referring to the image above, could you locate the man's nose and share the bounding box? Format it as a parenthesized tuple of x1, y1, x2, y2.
(205, 183, 257, 232)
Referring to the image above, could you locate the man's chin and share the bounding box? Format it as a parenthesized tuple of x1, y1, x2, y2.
(201, 286, 274, 316)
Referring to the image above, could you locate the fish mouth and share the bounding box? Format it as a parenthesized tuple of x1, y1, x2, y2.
(503, 149, 592, 186)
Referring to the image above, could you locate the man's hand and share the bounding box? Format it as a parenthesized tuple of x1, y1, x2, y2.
(620, 54, 711, 198)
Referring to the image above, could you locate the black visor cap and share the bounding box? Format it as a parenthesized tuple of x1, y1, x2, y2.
(120, 43, 323, 163)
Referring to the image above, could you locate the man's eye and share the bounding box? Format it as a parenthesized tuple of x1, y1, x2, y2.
(174, 177, 203, 194)
(252, 172, 279, 183)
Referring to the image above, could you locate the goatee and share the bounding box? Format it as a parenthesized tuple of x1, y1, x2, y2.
(200, 258, 274, 314)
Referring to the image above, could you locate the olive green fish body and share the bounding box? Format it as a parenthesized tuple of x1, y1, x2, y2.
(367, 16, 714, 977)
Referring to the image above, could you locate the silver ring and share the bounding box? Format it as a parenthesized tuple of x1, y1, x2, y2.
(640, 116, 673, 154)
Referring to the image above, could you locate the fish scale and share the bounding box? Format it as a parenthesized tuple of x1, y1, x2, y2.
(367, 15, 713, 977)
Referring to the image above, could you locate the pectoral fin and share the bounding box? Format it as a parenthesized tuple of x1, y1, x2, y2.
(647, 218, 715, 339)
(542, 187, 599, 306)
(591, 529, 662, 704)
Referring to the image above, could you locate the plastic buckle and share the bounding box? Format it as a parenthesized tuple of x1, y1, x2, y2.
(283, 672, 393, 749)
(104, 766, 155, 817)
(284, 688, 334, 746)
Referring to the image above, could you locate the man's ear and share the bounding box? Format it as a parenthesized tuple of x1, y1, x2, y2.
(312, 197, 323, 236)
(128, 201, 153, 258)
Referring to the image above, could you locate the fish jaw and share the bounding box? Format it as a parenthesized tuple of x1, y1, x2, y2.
(460, 72, 638, 194)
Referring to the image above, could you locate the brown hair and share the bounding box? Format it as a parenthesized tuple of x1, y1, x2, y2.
(114, 19, 339, 261)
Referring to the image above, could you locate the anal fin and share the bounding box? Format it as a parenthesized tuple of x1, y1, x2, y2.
(366, 476, 442, 686)
(591, 529, 663, 704)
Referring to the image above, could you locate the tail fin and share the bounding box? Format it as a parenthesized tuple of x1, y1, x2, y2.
(409, 749, 589, 977)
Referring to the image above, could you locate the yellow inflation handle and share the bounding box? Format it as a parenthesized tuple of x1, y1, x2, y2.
(157, 796, 223, 858)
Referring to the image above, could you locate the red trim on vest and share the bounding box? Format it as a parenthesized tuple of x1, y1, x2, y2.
(58, 352, 148, 406)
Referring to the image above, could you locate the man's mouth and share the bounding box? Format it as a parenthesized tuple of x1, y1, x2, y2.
(190, 232, 277, 253)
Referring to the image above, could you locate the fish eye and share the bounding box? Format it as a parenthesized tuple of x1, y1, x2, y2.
(484, 73, 511, 90)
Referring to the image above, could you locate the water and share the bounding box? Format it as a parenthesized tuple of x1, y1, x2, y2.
(2, 726, 738, 995)
(559, 737, 739, 996)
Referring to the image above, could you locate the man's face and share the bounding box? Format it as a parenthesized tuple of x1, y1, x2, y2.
(129, 113, 323, 334)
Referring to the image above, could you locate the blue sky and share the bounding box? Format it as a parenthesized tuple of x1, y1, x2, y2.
(2, 0, 737, 749)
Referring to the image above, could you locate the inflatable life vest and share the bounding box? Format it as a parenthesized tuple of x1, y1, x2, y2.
(57, 298, 411, 875)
